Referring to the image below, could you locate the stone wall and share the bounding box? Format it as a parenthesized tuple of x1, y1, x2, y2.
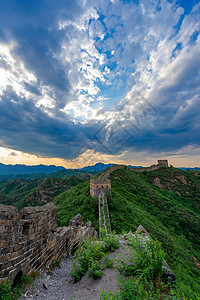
(101, 165, 126, 180)
(130, 160, 169, 173)
(90, 165, 126, 197)
(0, 203, 96, 284)
(90, 161, 168, 197)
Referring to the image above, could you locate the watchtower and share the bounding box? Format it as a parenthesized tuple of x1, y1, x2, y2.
(157, 160, 168, 167)
(90, 179, 111, 197)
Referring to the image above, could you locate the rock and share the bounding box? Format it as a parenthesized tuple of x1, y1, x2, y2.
(69, 214, 82, 226)
(66, 215, 97, 254)
(43, 282, 48, 289)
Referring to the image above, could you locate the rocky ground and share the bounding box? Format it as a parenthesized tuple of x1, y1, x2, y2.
(20, 237, 130, 300)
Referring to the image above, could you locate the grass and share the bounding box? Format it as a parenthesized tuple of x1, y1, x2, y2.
(70, 233, 119, 282)
(54, 166, 200, 298)
(0, 272, 39, 300)
(107, 167, 200, 299)
(125, 234, 165, 280)
(100, 233, 183, 300)
(1, 166, 199, 298)
(54, 182, 99, 229)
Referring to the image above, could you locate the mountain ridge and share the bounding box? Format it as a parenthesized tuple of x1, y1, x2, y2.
(0, 162, 199, 177)
(0, 163, 65, 175)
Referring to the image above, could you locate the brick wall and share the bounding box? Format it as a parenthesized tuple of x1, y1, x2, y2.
(0, 203, 96, 284)
(101, 165, 125, 180)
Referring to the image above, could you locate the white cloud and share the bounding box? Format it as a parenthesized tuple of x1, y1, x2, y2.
(0, 0, 200, 163)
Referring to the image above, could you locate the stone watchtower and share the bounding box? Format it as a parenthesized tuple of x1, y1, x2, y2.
(157, 160, 168, 167)
(90, 179, 111, 198)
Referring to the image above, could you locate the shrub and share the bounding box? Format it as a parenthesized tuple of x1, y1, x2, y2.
(100, 277, 167, 300)
(70, 238, 104, 282)
(88, 260, 103, 279)
(70, 234, 119, 282)
(70, 261, 85, 283)
(101, 233, 120, 253)
(0, 280, 19, 300)
(102, 254, 114, 269)
(0, 273, 39, 300)
(100, 289, 120, 300)
(118, 235, 165, 281)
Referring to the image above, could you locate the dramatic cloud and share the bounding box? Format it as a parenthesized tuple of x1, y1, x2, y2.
(0, 0, 199, 165)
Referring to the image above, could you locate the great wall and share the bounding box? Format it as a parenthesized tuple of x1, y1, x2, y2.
(0, 159, 169, 284)
(0, 204, 96, 285)
(90, 160, 169, 234)
(90, 160, 168, 198)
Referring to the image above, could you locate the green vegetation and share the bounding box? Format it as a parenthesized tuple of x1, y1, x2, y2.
(88, 260, 103, 279)
(113, 236, 168, 298)
(117, 235, 165, 281)
(101, 254, 114, 269)
(100, 235, 199, 300)
(54, 181, 99, 228)
(0, 174, 88, 210)
(0, 273, 39, 300)
(100, 278, 168, 300)
(70, 234, 119, 282)
(107, 167, 200, 299)
(0, 168, 99, 182)
(1, 165, 199, 298)
(142, 166, 200, 215)
(54, 166, 200, 298)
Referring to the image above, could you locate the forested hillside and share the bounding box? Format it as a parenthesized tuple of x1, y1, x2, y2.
(0, 175, 88, 210)
(0, 166, 200, 298)
(54, 166, 200, 299)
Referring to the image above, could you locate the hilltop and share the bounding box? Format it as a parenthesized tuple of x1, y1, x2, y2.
(0, 175, 89, 210)
(53, 166, 200, 299)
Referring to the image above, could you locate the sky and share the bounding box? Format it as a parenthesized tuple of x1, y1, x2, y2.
(0, 0, 200, 168)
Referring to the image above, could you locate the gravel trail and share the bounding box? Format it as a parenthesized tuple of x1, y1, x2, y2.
(20, 237, 130, 300)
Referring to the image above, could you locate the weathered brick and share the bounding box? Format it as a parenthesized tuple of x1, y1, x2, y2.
(0, 203, 96, 284)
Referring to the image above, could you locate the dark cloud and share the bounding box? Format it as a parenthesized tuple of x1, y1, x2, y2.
(0, 0, 83, 108)
(0, 86, 96, 159)
(22, 81, 42, 96)
(0, 0, 199, 161)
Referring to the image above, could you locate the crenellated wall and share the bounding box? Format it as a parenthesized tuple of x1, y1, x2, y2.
(90, 161, 168, 197)
(0, 203, 96, 284)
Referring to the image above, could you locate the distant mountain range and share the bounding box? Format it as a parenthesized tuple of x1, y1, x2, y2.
(80, 162, 114, 171)
(0, 162, 199, 178)
(179, 167, 200, 171)
(80, 162, 143, 171)
(0, 163, 65, 176)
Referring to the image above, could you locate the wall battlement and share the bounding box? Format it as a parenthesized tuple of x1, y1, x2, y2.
(0, 203, 96, 284)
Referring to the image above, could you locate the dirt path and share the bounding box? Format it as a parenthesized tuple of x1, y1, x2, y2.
(20, 237, 130, 300)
